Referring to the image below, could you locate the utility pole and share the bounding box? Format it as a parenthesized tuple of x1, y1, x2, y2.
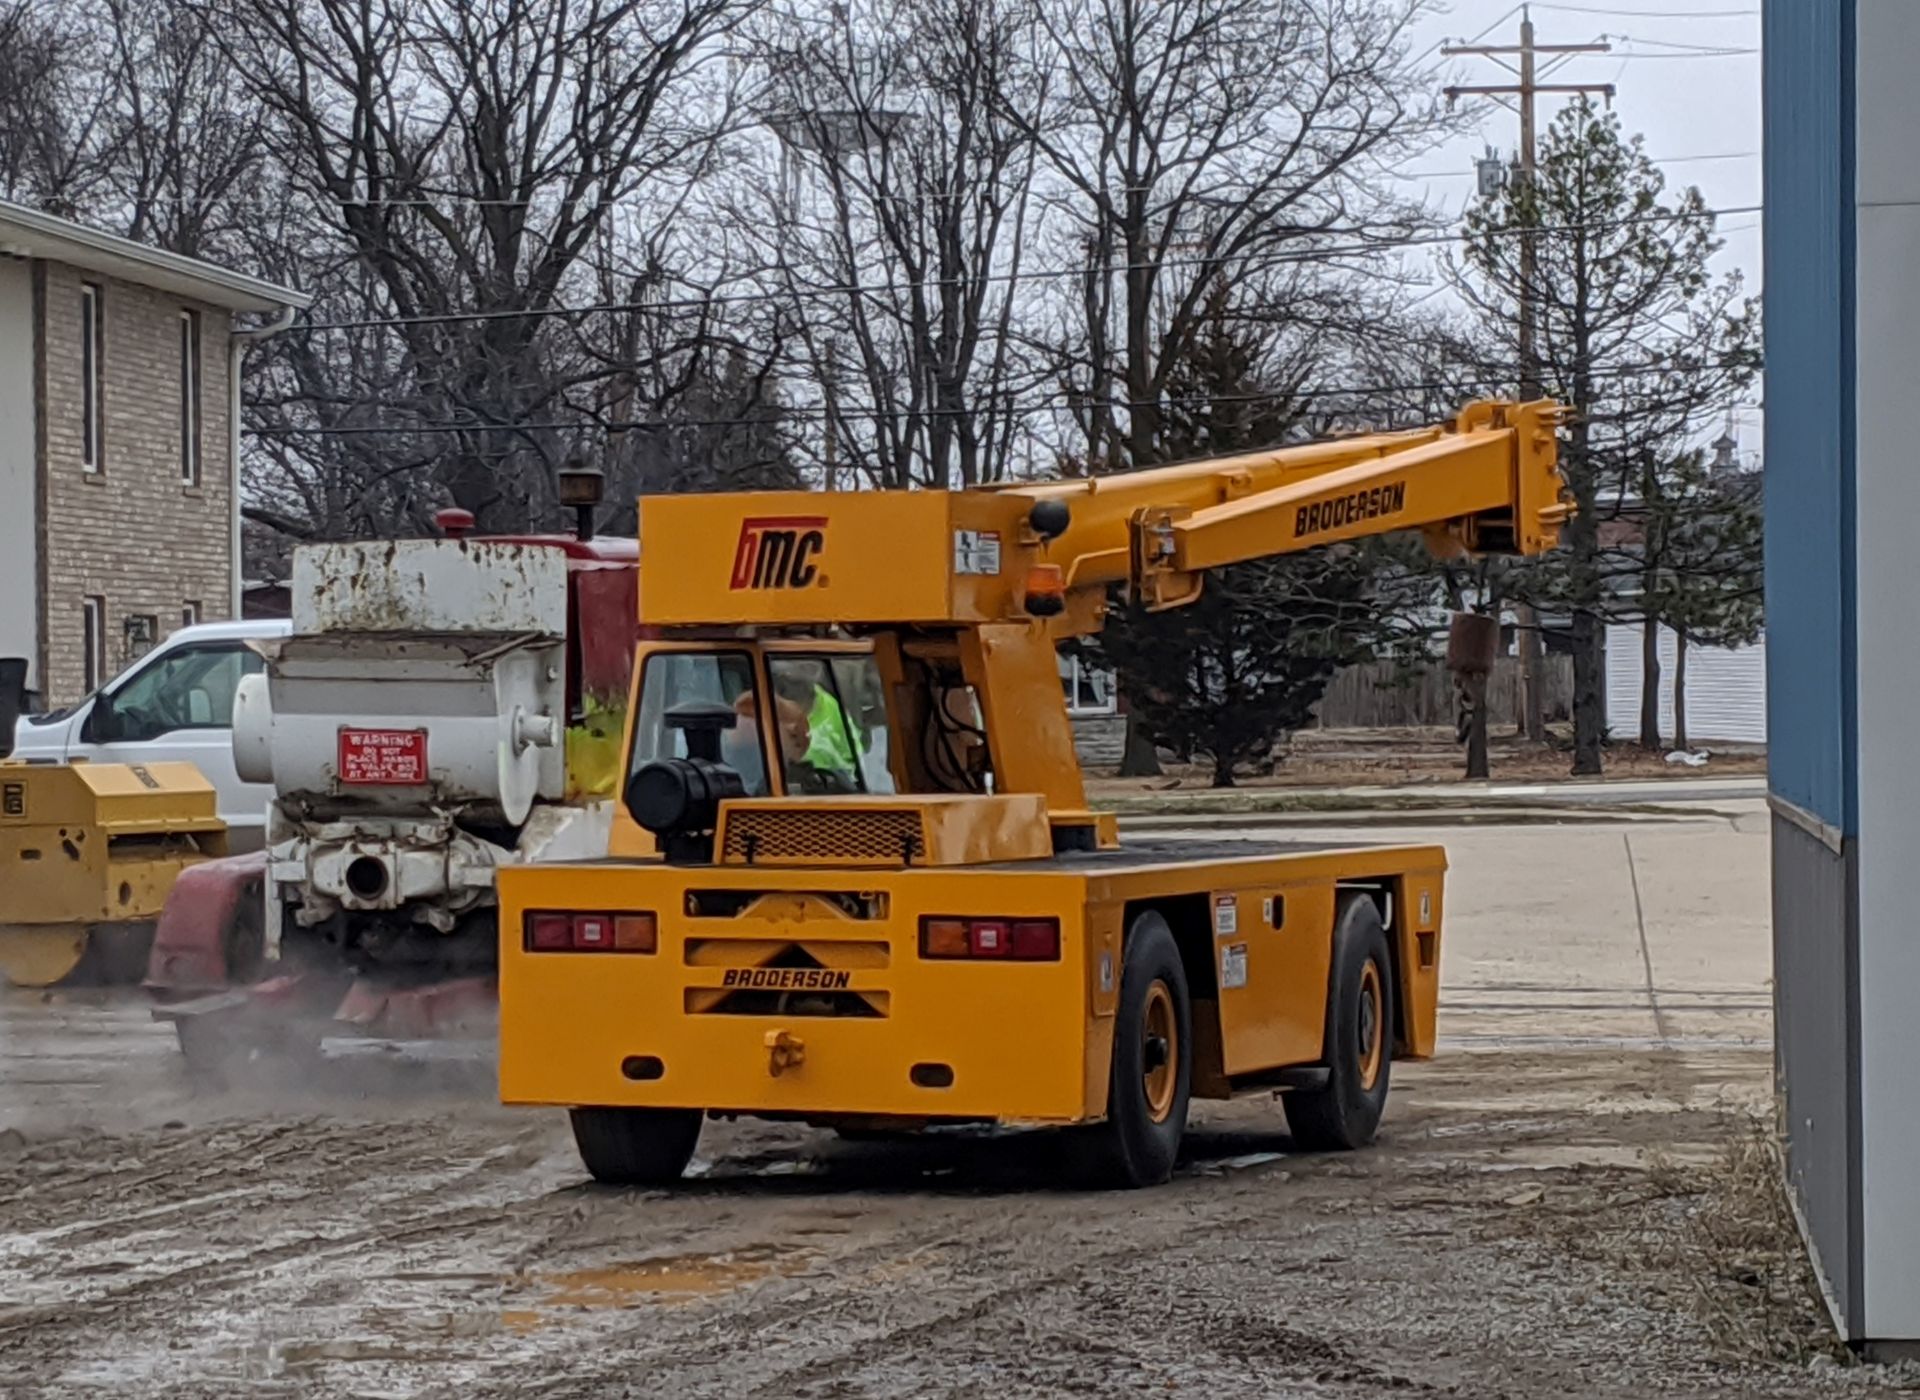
(1444, 7, 1613, 751)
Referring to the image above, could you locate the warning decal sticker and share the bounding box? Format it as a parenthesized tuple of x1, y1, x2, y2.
(1220, 942, 1249, 990)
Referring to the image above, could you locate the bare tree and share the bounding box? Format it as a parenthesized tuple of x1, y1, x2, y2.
(738, 0, 1048, 489)
(0, 1, 114, 215)
(999, 0, 1446, 469)
(99, 0, 268, 259)
(0, 0, 269, 256)
(218, 0, 763, 533)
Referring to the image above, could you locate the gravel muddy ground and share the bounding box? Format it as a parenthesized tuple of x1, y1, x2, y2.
(1, 814, 1908, 1398)
(0, 1012, 1901, 1399)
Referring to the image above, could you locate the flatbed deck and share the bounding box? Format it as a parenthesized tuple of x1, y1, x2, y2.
(974, 837, 1379, 871)
(567, 835, 1394, 874)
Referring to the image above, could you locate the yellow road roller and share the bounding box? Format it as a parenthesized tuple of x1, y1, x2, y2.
(0, 761, 228, 987)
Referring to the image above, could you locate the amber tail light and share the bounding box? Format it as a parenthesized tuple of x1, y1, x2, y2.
(524, 911, 658, 953)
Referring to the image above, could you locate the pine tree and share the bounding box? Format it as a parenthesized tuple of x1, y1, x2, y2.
(1452, 100, 1759, 772)
(1077, 286, 1418, 787)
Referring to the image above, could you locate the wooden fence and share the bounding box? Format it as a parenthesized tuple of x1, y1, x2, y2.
(1311, 655, 1574, 730)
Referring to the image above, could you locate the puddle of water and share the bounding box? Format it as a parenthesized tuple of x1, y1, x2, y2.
(278, 1246, 814, 1361)
(533, 1247, 787, 1308)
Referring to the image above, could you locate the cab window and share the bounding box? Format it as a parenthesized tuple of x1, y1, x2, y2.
(100, 644, 261, 740)
(764, 653, 896, 796)
(630, 651, 770, 798)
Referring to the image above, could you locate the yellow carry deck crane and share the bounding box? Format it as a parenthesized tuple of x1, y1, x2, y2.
(496, 399, 1569, 1187)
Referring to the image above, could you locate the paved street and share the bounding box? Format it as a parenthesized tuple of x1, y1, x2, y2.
(1160, 804, 1772, 1054)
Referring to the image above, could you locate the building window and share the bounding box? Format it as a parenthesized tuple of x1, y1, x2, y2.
(179, 309, 202, 486)
(81, 283, 103, 473)
(181, 601, 200, 631)
(82, 596, 105, 692)
(1060, 654, 1117, 716)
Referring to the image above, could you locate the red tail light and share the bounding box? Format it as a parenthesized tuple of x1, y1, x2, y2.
(1009, 920, 1059, 959)
(970, 920, 1011, 957)
(919, 915, 1060, 962)
(524, 910, 657, 954)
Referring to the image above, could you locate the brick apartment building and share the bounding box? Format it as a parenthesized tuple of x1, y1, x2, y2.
(0, 197, 309, 706)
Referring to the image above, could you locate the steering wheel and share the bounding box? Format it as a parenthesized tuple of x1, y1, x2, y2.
(792, 763, 860, 796)
(116, 703, 169, 739)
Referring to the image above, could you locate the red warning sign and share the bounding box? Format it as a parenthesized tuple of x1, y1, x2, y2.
(338, 728, 428, 786)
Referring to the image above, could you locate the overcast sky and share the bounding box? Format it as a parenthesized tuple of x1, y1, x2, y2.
(1402, 0, 1763, 450)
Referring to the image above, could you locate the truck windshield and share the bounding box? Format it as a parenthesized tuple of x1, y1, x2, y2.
(629, 651, 771, 798)
(765, 654, 895, 796)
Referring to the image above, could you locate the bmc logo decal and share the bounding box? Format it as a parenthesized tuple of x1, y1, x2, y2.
(730, 516, 827, 590)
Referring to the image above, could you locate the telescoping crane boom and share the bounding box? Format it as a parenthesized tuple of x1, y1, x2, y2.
(496, 399, 1569, 1189)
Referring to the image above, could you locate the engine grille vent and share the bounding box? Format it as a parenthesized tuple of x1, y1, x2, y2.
(720, 809, 925, 865)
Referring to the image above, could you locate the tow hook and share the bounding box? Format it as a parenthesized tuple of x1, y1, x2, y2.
(765, 1028, 805, 1077)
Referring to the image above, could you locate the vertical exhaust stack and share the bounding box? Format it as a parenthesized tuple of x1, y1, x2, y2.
(557, 458, 606, 543)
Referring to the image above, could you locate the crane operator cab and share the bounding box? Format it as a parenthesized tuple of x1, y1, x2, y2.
(631, 644, 894, 792)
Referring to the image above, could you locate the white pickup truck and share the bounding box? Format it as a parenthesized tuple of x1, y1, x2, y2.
(6, 619, 292, 849)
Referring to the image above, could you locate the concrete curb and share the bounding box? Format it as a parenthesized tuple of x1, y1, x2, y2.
(1094, 778, 1766, 824)
(1116, 804, 1736, 832)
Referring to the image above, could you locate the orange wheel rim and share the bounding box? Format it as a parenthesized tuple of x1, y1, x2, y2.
(1142, 981, 1179, 1123)
(1358, 961, 1385, 1092)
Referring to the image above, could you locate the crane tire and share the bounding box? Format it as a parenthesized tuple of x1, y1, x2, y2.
(569, 1107, 704, 1186)
(1285, 895, 1394, 1152)
(1087, 911, 1191, 1188)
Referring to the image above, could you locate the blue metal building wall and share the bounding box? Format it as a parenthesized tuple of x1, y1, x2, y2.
(1763, 0, 1854, 831)
(1762, 0, 1861, 1339)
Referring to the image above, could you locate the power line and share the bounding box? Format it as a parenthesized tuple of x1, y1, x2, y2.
(98, 174, 1188, 213)
(1396, 149, 1755, 179)
(1531, 4, 1756, 16)
(243, 360, 1761, 440)
(1606, 46, 1757, 58)
(1602, 32, 1756, 51)
(1421, 4, 1524, 63)
(294, 204, 1760, 333)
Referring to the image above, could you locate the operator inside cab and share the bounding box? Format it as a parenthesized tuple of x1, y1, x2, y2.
(628, 648, 894, 803)
(770, 662, 859, 787)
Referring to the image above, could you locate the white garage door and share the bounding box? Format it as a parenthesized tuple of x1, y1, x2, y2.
(1605, 621, 1766, 746)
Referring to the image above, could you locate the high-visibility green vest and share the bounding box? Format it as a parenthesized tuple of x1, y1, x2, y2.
(804, 686, 859, 775)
